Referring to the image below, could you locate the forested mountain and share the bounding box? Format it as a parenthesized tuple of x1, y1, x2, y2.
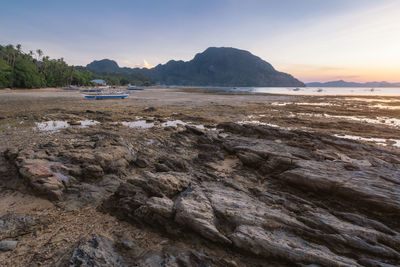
(87, 47, 305, 87)
(2, 45, 304, 88)
(86, 59, 120, 73)
(144, 47, 304, 86)
(83, 60, 153, 86)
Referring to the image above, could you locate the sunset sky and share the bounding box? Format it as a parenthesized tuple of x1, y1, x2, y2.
(1, 0, 400, 82)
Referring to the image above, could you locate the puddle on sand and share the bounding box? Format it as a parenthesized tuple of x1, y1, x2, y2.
(372, 104, 400, 110)
(334, 134, 400, 148)
(121, 120, 155, 128)
(79, 120, 100, 127)
(121, 120, 206, 130)
(237, 120, 293, 130)
(344, 98, 398, 103)
(36, 121, 70, 132)
(296, 113, 400, 128)
(35, 119, 100, 132)
(270, 102, 337, 107)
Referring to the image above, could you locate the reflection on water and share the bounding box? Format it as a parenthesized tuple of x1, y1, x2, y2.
(203, 87, 400, 96)
(36, 121, 70, 132)
(270, 102, 338, 106)
(121, 120, 206, 130)
(79, 120, 100, 127)
(36, 119, 101, 132)
(334, 134, 400, 148)
(372, 104, 400, 110)
(297, 113, 400, 128)
(121, 120, 155, 128)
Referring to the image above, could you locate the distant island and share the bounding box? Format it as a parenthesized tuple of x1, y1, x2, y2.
(87, 47, 305, 87)
(307, 80, 400, 87)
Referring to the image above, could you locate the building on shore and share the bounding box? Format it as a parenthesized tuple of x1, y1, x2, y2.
(91, 79, 106, 86)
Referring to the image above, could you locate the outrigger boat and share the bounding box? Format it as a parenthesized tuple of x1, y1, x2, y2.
(84, 93, 129, 99)
(62, 85, 80, 91)
(80, 88, 102, 93)
(126, 85, 144, 91)
(83, 87, 129, 99)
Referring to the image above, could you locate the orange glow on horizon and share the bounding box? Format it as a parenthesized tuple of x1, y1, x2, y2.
(280, 64, 400, 83)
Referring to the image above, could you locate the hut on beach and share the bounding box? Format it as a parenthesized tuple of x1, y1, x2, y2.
(91, 79, 106, 86)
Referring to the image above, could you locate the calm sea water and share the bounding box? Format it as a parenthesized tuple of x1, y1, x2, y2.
(200, 87, 400, 96)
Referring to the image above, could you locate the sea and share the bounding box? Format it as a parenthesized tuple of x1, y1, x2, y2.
(197, 87, 400, 96)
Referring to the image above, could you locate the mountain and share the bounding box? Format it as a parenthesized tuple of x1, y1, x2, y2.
(86, 47, 305, 87)
(307, 80, 400, 87)
(87, 59, 120, 73)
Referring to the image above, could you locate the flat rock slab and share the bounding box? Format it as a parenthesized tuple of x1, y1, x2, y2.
(0, 240, 18, 251)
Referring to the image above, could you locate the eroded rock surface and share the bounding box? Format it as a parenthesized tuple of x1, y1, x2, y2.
(102, 123, 400, 266)
(3, 130, 135, 203)
(2, 120, 400, 266)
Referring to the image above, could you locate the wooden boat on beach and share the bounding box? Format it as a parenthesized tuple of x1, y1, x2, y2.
(126, 85, 144, 91)
(84, 93, 129, 99)
(80, 88, 102, 93)
(62, 85, 80, 90)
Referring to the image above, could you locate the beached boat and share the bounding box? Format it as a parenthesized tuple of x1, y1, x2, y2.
(126, 85, 144, 91)
(80, 88, 102, 93)
(84, 93, 129, 99)
(62, 85, 80, 90)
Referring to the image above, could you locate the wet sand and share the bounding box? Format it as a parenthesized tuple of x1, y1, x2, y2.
(1, 87, 400, 149)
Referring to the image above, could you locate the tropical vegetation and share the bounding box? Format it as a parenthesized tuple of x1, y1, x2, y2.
(0, 44, 154, 89)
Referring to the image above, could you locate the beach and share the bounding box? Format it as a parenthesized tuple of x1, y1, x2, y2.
(0, 87, 400, 266)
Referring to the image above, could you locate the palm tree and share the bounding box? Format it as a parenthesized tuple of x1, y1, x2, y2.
(16, 44, 22, 52)
(36, 49, 43, 71)
(29, 50, 34, 58)
(5, 45, 16, 67)
(36, 49, 43, 61)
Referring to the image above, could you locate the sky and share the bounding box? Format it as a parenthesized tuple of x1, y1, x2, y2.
(1, 0, 400, 82)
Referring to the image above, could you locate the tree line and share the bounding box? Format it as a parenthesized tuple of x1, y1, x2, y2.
(0, 44, 154, 89)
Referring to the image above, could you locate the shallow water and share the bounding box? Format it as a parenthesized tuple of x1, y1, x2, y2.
(372, 104, 400, 110)
(36, 119, 100, 132)
(36, 121, 70, 132)
(79, 120, 100, 127)
(121, 120, 155, 128)
(203, 87, 400, 96)
(237, 119, 400, 148)
(121, 120, 206, 130)
(334, 134, 400, 148)
(270, 102, 338, 106)
(297, 113, 400, 128)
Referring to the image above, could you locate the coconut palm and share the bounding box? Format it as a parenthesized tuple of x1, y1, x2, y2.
(36, 49, 43, 61)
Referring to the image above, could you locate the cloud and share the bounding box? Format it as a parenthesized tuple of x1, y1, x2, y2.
(134, 59, 154, 69)
(142, 59, 153, 69)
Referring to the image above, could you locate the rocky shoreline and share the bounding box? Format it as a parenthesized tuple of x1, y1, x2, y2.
(0, 88, 399, 266)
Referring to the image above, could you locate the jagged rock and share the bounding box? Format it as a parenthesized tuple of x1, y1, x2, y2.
(7, 131, 136, 201)
(230, 225, 359, 266)
(0, 214, 45, 239)
(279, 160, 400, 214)
(146, 197, 174, 218)
(17, 159, 67, 200)
(128, 171, 191, 198)
(70, 234, 122, 267)
(157, 156, 189, 172)
(184, 125, 205, 135)
(175, 186, 231, 244)
(134, 158, 148, 168)
(143, 107, 156, 112)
